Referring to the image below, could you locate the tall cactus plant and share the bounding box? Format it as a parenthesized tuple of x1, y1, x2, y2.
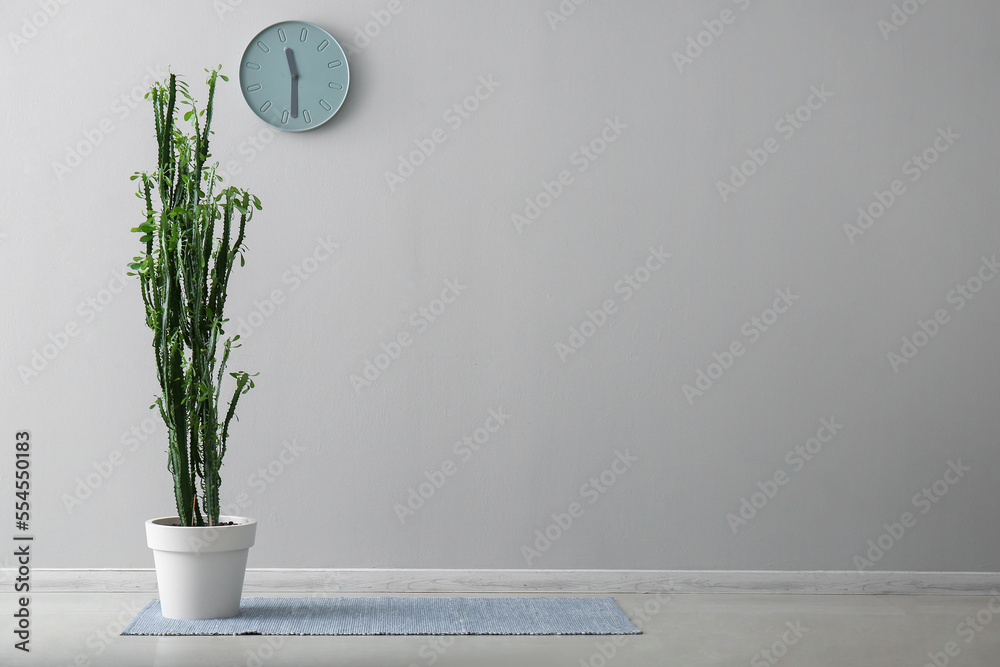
(129, 67, 261, 527)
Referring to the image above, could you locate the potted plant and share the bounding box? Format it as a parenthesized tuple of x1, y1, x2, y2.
(129, 67, 262, 620)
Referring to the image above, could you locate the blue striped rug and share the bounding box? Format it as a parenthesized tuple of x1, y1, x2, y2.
(122, 596, 641, 636)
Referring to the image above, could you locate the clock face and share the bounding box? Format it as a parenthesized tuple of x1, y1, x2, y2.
(239, 21, 349, 132)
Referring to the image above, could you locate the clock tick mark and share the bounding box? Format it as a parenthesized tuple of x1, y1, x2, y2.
(317, 39, 329, 51)
(299, 28, 308, 42)
(256, 41, 269, 53)
(277, 28, 286, 42)
(328, 60, 342, 68)
(245, 62, 261, 70)
(303, 110, 312, 124)
(260, 101, 271, 112)
(281, 110, 289, 124)
(246, 84, 261, 92)
(329, 82, 343, 90)
(319, 99, 332, 111)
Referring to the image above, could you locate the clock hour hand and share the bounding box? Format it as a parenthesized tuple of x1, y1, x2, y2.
(285, 47, 299, 118)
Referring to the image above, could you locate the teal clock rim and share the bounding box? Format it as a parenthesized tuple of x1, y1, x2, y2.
(238, 20, 350, 132)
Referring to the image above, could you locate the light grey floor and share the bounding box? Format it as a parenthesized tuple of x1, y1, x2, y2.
(3, 591, 1000, 666)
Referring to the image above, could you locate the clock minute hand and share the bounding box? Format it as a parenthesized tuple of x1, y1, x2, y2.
(285, 47, 299, 118)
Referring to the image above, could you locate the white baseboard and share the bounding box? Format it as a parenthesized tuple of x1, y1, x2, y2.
(13, 569, 1000, 595)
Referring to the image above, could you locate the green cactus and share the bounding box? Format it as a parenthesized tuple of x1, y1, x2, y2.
(129, 67, 260, 527)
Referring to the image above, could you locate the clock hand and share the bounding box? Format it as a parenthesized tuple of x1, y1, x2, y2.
(285, 47, 299, 118)
(285, 46, 299, 78)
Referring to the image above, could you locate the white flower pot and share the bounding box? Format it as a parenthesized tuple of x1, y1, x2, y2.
(145, 515, 257, 620)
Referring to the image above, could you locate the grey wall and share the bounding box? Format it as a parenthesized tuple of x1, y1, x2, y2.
(2, 0, 998, 572)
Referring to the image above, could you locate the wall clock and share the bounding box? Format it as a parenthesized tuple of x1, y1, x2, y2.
(239, 20, 349, 132)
